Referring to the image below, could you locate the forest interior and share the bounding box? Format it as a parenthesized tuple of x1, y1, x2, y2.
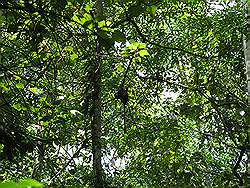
(0, 0, 249, 187)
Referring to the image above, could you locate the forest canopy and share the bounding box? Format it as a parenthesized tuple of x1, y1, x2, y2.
(0, 0, 249, 187)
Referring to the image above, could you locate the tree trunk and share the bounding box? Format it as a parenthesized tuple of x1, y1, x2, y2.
(243, 0, 250, 178)
(91, 0, 104, 187)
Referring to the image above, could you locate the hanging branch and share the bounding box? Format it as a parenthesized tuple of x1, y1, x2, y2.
(116, 57, 133, 105)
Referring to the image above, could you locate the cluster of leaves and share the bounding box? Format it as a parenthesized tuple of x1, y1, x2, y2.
(0, 178, 43, 188)
(0, 0, 248, 187)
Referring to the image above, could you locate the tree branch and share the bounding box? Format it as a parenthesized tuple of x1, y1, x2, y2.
(232, 146, 246, 186)
(129, 18, 216, 59)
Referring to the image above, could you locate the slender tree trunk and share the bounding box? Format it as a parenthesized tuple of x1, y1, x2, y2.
(91, 0, 104, 187)
(243, 0, 250, 178)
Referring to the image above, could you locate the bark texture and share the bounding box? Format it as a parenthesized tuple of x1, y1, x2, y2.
(244, 0, 250, 178)
(91, 0, 104, 187)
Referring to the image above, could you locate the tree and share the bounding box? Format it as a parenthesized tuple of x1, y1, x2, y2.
(243, 0, 250, 181)
(92, 0, 104, 187)
(0, 0, 248, 187)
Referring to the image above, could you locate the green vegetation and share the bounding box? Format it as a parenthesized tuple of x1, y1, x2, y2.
(0, 179, 43, 188)
(0, 0, 248, 187)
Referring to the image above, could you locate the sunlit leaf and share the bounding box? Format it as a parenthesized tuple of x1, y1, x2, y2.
(16, 82, 25, 89)
(85, 4, 92, 12)
(139, 49, 149, 56)
(18, 179, 43, 188)
(29, 87, 40, 94)
(146, 5, 157, 17)
(70, 53, 78, 60)
(0, 181, 18, 188)
(72, 14, 81, 24)
(64, 46, 73, 52)
(13, 103, 21, 110)
(98, 20, 106, 27)
(138, 43, 147, 49)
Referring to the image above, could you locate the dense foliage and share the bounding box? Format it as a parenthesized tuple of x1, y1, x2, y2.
(0, 0, 248, 187)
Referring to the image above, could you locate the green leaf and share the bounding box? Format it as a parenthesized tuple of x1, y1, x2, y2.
(18, 178, 43, 188)
(70, 53, 78, 60)
(29, 87, 40, 94)
(0, 82, 9, 91)
(146, 5, 157, 17)
(98, 30, 114, 49)
(139, 49, 149, 56)
(9, 33, 18, 40)
(14, 75, 21, 80)
(72, 14, 81, 24)
(84, 4, 92, 12)
(98, 20, 106, 28)
(138, 42, 147, 48)
(83, 13, 92, 22)
(41, 121, 49, 126)
(0, 181, 18, 188)
(127, 43, 138, 50)
(64, 46, 73, 52)
(112, 30, 126, 42)
(132, 56, 141, 63)
(72, 13, 91, 25)
(16, 82, 24, 89)
(128, 5, 144, 17)
(21, 106, 27, 111)
(13, 103, 21, 111)
(0, 179, 43, 188)
(116, 64, 124, 72)
(54, 0, 67, 10)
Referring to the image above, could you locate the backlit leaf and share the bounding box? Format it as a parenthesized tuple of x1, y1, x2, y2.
(139, 49, 149, 56)
(16, 82, 24, 89)
(70, 54, 78, 60)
